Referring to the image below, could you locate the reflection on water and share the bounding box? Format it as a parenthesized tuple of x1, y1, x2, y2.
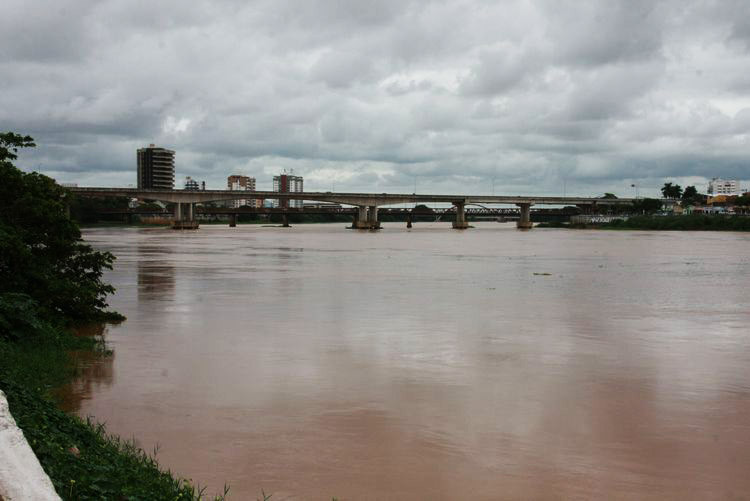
(137, 244, 175, 301)
(57, 324, 115, 413)
(70, 224, 750, 499)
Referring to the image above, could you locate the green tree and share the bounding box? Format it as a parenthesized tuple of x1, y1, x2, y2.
(661, 182, 683, 199)
(682, 185, 698, 200)
(413, 204, 434, 213)
(680, 185, 706, 207)
(632, 198, 663, 214)
(0, 132, 120, 324)
(601, 193, 618, 199)
(735, 194, 750, 209)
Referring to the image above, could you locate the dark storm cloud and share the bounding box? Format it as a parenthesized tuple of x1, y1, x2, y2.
(2, 0, 749, 197)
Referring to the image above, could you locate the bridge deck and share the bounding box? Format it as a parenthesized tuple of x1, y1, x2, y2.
(70, 187, 645, 206)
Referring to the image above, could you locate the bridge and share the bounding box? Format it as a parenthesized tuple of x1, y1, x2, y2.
(69, 187, 642, 230)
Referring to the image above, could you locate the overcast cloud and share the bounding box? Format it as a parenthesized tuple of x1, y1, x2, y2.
(2, 0, 749, 196)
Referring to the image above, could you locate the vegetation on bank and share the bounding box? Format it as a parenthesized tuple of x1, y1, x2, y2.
(604, 214, 750, 231)
(538, 215, 750, 231)
(0, 132, 224, 499)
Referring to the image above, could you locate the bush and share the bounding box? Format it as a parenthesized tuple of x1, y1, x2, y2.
(0, 293, 58, 343)
(0, 133, 123, 323)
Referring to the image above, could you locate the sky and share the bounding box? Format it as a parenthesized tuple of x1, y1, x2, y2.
(2, 0, 750, 197)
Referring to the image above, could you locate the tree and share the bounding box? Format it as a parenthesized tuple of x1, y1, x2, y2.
(735, 194, 750, 209)
(680, 185, 706, 207)
(661, 182, 683, 199)
(682, 185, 698, 200)
(601, 193, 618, 199)
(413, 204, 434, 213)
(632, 198, 663, 214)
(0, 132, 120, 324)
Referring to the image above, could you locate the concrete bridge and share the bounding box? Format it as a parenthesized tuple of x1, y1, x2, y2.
(69, 187, 642, 230)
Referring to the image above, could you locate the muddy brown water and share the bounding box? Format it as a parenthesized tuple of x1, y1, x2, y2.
(63, 223, 750, 499)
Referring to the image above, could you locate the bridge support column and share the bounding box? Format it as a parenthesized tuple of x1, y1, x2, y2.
(367, 206, 380, 230)
(229, 213, 237, 227)
(452, 202, 470, 229)
(172, 202, 199, 230)
(352, 205, 378, 229)
(282, 213, 290, 227)
(406, 212, 413, 228)
(517, 203, 533, 229)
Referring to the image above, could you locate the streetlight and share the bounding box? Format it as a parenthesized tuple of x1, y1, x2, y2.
(631, 183, 639, 199)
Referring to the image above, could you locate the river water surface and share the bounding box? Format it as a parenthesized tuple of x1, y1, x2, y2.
(65, 223, 750, 499)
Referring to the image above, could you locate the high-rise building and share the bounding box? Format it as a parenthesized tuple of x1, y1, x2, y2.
(227, 175, 258, 208)
(273, 171, 303, 208)
(708, 178, 741, 195)
(137, 144, 175, 189)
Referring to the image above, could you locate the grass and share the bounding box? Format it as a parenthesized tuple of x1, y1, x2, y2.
(0, 331, 227, 500)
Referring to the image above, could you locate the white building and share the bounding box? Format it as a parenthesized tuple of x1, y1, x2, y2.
(708, 178, 741, 195)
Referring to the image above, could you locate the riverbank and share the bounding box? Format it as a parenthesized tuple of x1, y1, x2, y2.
(0, 326, 224, 499)
(0, 135, 225, 500)
(538, 215, 750, 231)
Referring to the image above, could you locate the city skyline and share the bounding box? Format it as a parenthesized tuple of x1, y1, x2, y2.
(3, 1, 750, 198)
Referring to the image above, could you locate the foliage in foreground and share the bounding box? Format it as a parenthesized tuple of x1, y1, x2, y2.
(0, 329, 229, 500)
(0, 132, 123, 325)
(2, 377, 220, 500)
(0, 132, 225, 499)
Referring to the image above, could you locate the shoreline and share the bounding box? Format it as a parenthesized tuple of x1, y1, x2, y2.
(537, 214, 750, 231)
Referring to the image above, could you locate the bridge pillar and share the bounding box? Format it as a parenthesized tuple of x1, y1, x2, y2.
(282, 213, 291, 227)
(517, 203, 533, 229)
(172, 202, 199, 229)
(367, 206, 380, 229)
(229, 213, 237, 227)
(352, 205, 378, 229)
(452, 202, 469, 229)
(406, 212, 413, 228)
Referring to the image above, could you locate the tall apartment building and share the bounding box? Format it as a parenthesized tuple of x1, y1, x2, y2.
(137, 144, 175, 189)
(273, 172, 303, 208)
(708, 178, 741, 195)
(227, 175, 258, 208)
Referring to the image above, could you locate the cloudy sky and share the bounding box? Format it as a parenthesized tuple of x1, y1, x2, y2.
(2, 0, 749, 197)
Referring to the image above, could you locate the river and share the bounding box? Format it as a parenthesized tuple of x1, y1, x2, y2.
(64, 223, 750, 499)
